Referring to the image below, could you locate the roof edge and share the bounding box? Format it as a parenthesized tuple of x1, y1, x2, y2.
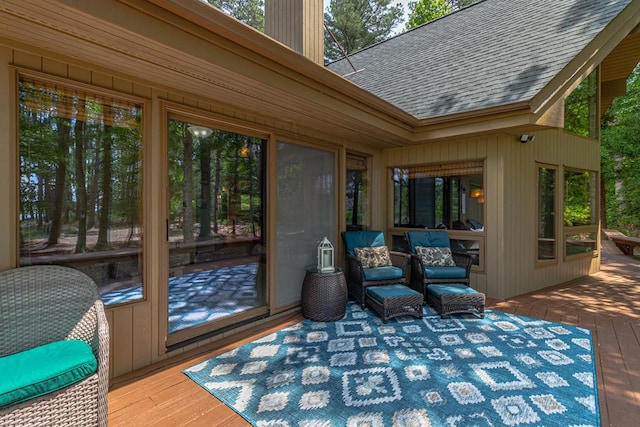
(132, 0, 417, 126)
(530, 0, 640, 117)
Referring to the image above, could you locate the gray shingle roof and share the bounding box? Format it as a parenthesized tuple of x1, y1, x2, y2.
(327, 0, 634, 120)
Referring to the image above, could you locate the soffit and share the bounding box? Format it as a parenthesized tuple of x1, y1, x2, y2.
(600, 25, 640, 113)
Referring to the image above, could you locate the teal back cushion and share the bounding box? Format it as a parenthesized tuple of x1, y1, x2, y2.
(406, 231, 451, 253)
(342, 231, 386, 256)
(0, 339, 97, 408)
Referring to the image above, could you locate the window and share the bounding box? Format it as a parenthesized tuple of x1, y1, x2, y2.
(564, 168, 598, 257)
(392, 162, 484, 230)
(19, 76, 144, 305)
(537, 165, 557, 261)
(565, 68, 599, 139)
(346, 153, 369, 231)
(392, 162, 484, 267)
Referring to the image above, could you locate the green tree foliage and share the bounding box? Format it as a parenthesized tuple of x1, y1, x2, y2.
(406, 0, 479, 29)
(206, 0, 264, 31)
(19, 79, 143, 254)
(601, 65, 640, 237)
(406, 0, 451, 29)
(447, 0, 478, 10)
(167, 120, 263, 241)
(565, 71, 598, 138)
(324, 0, 403, 62)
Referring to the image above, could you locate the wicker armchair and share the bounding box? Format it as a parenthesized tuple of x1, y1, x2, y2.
(0, 265, 109, 426)
(405, 230, 473, 299)
(342, 231, 410, 308)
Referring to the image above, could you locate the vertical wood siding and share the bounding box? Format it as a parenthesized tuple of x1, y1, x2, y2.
(383, 131, 600, 299)
(265, 0, 324, 65)
(4, 48, 382, 379)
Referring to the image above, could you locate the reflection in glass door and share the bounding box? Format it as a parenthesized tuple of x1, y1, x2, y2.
(167, 118, 266, 340)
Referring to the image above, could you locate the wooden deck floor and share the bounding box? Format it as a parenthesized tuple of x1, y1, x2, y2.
(108, 239, 640, 426)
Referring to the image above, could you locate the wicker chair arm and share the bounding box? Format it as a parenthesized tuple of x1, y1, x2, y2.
(410, 254, 426, 281)
(389, 251, 410, 272)
(452, 252, 474, 276)
(345, 254, 365, 284)
(95, 299, 110, 427)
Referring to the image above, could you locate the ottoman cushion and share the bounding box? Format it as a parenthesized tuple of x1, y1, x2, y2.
(428, 283, 479, 298)
(367, 284, 420, 303)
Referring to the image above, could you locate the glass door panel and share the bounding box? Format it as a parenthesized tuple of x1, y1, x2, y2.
(167, 118, 267, 338)
(275, 141, 336, 309)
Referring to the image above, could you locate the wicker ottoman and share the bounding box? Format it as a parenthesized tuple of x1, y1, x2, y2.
(365, 284, 423, 323)
(427, 284, 485, 318)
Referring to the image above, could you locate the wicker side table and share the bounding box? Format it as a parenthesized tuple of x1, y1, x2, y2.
(302, 267, 347, 321)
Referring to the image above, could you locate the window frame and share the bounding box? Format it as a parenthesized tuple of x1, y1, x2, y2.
(388, 161, 486, 272)
(536, 163, 558, 266)
(562, 167, 599, 260)
(16, 69, 149, 307)
(163, 104, 271, 346)
(345, 152, 371, 231)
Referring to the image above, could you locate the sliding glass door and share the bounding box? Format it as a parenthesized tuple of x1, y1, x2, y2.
(166, 117, 267, 343)
(275, 141, 336, 310)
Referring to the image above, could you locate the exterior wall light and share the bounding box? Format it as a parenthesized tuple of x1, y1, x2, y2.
(519, 134, 535, 143)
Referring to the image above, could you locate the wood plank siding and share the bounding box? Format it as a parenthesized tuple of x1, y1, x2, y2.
(383, 130, 600, 300)
(265, 0, 324, 65)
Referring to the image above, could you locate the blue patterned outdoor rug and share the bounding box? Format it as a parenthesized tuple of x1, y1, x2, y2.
(184, 302, 599, 426)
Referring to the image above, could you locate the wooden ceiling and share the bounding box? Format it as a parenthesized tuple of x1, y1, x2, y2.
(601, 24, 640, 114)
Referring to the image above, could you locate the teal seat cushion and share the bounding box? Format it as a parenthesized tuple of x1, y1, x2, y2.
(428, 284, 479, 298)
(424, 265, 467, 279)
(0, 339, 97, 408)
(363, 266, 404, 281)
(367, 284, 419, 303)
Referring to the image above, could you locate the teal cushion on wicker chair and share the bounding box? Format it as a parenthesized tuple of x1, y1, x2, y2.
(362, 266, 405, 281)
(0, 340, 97, 408)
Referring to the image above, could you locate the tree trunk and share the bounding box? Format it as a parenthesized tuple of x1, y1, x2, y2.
(48, 117, 70, 246)
(182, 128, 195, 242)
(230, 135, 241, 235)
(87, 149, 101, 230)
(37, 164, 45, 231)
(198, 137, 212, 240)
(96, 125, 112, 250)
(213, 137, 221, 234)
(600, 173, 608, 230)
(75, 99, 88, 253)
